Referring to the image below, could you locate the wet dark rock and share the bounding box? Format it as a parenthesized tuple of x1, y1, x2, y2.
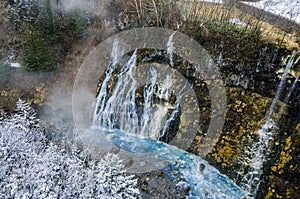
(199, 163, 206, 172)
(136, 171, 187, 199)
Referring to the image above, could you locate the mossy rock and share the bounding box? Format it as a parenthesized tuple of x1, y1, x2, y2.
(187, 86, 299, 198)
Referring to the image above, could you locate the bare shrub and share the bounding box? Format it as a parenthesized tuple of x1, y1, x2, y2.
(123, 0, 183, 28)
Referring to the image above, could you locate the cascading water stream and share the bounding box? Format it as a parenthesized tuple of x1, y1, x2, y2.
(160, 92, 181, 141)
(94, 49, 140, 133)
(167, 31, 176, 68)
(278, 71, 300, 116)
(93, 39, 181, 139)
(93, 39, 125, 125)
(140, 67, 157, 137)
(267, 51, 297, 120)
(238, 51, 297, 197)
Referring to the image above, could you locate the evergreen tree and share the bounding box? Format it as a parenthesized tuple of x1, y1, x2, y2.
(22, 27, 57, 71)
(14, 99, 39, 127)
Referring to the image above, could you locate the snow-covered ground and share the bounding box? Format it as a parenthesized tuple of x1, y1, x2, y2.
(201, 0, 223, 3)
(10, 62, 20, 68)
(242, 0, 300, 24)
(199, 0, 300, 24)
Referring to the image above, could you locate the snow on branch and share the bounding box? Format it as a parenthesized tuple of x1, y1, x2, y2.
(0, 100, 140, 199)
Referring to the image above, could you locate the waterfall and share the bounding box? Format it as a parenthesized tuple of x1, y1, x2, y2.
(167, 31, 176, 68)
(278, 71, 300, 116)
(160, 96, 180, 141)
(159, 83, 188, 141)
(140, 67, 157, 137)
(93, 38, 180, 140)
(267, 51, 296, 120)
(84, 31, 252, 198)
(238, 51, 297, 196)
(93, 39, 125, 125)
(94, 49, 139, 133)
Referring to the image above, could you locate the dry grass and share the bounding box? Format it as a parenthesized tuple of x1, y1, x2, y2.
(258, 22, 299, 50)
(124, 0, 181, 28)
(75, 0, 299, 51)
(179, 1, 260, 25)
(178, 0, 299, 50)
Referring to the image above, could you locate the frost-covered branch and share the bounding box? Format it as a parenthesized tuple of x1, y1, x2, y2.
(0, 100, 140, 199)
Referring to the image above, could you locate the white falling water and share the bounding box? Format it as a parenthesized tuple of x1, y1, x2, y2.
(159, 95, 181, 141)
(278, 71, 300, 116)
(238, 51, 297, 196)
(140, 67, 158, 137)
(93, 39, 125, 124)
(94, 49, 139, 133)
(93, 38, 181, 140)
(167, 31, 177, 68)
(267, 51, 297, 119)
(217, 51, 223, 64)
(147, 73, 175, 139)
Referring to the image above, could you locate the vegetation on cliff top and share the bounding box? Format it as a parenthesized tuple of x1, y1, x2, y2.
(5, 0, 88, 71)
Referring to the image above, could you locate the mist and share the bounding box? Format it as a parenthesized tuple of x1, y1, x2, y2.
(38, 0, 123, 133)
(51, 0, 94, 12)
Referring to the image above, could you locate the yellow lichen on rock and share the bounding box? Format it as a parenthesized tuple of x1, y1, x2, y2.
(265, 186, 274, 199)
(212, 140, 236, 167)
(272, 136, 293, 175)
(271, 165, 277, 172)
(296, 123, 300, 133)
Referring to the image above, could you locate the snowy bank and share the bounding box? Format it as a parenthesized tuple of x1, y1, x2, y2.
(197, 0, 300, 24)
(241, 0, 300, 24)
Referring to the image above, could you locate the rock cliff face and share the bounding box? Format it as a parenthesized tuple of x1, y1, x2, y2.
(204, 88, 300, 198)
